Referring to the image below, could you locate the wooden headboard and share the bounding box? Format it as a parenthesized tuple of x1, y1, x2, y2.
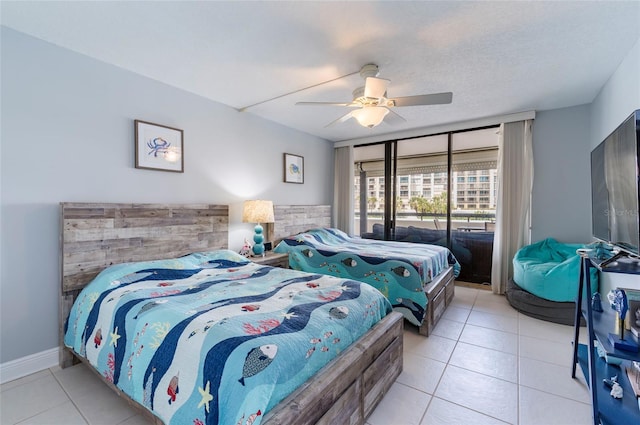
(60, 203, 229, 293)
(271, 204, 332, 243)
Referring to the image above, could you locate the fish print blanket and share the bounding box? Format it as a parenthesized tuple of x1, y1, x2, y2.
(274, 228, 460, 326)
(64, 249, 391, 425)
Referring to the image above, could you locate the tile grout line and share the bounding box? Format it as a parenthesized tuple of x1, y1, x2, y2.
(49, 367, 91, 425)
(417, 288, 477, 425)
(3, 370, 69, 425)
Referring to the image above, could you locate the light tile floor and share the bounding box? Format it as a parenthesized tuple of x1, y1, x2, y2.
(0, 286, 594, 425)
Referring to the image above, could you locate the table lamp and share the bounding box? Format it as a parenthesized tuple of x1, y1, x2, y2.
(242, 200, 275, 257)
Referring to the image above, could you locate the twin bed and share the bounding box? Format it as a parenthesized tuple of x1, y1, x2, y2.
(270, 206, 459, 336)
(274, 227, 460, 333)
(59, 203, 403, 425)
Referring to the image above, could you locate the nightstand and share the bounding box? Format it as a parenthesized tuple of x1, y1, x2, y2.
(251, 252, 289, 269)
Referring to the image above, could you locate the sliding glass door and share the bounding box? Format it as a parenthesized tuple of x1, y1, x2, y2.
(450, 129, 498, 283)
(353, 126, 498, 284)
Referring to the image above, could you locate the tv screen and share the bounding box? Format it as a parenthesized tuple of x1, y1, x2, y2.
(590, 110, 640, 256)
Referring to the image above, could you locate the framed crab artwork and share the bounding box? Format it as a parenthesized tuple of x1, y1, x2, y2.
(134, 119, 184, 172)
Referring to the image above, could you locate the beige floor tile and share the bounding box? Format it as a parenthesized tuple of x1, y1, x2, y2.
(435, 365, 518, 424)
(448, 342, 518, 383)
(397, 352, 447, 394)
(72, 378, 140, 425)
(466, 310, 518, 334)
(518, 313, 576, 344)
(0, 369, 52, 393)
(519, 386, 592, 425)
(459, 324, 518, 354)
(421, 397, 511, 425)
(0, 373, 70, 425)
(403, 330, 457, 364)
(519, 334, 574, 367)
(449, 288, 478, 309)
(17, 400, 87, 425)
(519, 357, 590, 403)
(442, 305, 471, 323)
(431, 318, 465, 340)
(472, 296, 519, 318)
(53, 363, 107, 400)
(367, 382, 431, 425)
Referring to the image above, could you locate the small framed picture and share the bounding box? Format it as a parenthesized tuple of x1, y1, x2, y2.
(284, 153, 304, 184)
(135, 120, 184, 172)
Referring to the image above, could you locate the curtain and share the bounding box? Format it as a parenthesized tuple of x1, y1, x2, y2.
(491, 120, 534, 294)
(334, 146, 354, 234)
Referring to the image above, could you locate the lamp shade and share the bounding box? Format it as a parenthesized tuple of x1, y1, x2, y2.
(242, 200, 274, 257)
(242, 200, 275, 224)
(352, 106, 389, 128)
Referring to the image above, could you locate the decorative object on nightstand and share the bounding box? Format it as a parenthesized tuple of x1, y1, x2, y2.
(608, 289, 639, 353)
(242, 200, 275, 257)
(239, 238, 252, 257)
(592, 292, 603, 312)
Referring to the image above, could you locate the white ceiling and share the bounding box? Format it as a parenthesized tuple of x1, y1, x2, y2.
(2, 1, 639, 142)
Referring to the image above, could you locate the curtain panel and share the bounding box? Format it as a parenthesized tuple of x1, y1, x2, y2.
(334, 146, 354, 234)
(491, 119, 534, 294)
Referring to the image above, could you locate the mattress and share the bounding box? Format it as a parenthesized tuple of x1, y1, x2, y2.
(64, 249, 391, 425)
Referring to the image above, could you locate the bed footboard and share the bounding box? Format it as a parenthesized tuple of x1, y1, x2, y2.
(419, 267, 455, 336)
(263, 311, 403, 425)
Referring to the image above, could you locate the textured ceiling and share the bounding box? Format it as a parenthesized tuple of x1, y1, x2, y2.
(2, 1, 639, 142)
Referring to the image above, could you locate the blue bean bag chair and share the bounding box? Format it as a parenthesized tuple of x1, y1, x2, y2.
(512, 238, 598, 302)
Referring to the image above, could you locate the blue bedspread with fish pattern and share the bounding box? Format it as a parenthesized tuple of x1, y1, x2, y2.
(64, 250, 391, 425)
(274, 228, 460, 327)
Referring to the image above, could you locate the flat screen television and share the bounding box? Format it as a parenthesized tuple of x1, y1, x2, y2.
(590, 109, 640, 256)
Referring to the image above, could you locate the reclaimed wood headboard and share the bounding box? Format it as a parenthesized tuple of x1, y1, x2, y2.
(59, 202, 228, 367)
(60, 203, 229, 292)
(271, 204, 332, 243)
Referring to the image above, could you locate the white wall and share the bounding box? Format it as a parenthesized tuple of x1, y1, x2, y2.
(0, 27, 334, 364)
(590, 37, 640, 149)
(531, 37, 640, 293)
(531, 105, 592, 244)
(589, 36, 640, 293)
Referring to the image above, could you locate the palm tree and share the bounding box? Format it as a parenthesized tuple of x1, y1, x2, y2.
(431, 193, 448, 214)
(409, 196, 430, 220)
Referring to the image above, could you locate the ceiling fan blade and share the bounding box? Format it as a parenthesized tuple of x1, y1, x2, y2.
(296, 101, 353, 106)
(390, 92, 453, 107)
(384, 108, 407, 125)
(364, 77, 390, 99)
(325, 111, 354, 127)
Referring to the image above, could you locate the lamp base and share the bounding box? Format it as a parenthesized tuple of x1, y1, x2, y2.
(252, 224, 265, 256)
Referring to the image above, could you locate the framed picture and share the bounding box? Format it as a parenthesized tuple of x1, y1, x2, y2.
(135, 120, 184, 172)
(284, 153, 304, 184)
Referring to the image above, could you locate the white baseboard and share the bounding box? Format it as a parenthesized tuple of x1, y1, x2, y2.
(0, 347, 59, 384)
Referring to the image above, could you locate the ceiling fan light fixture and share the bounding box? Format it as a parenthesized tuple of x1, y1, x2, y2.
(352, 106, 389, 128)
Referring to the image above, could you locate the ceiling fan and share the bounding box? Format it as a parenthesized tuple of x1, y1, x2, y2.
(296, 64, 453, 128)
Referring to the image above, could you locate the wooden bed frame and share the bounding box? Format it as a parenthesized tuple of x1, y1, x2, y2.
(270, 204, 455, 336)
(59, 202, 402, 425)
